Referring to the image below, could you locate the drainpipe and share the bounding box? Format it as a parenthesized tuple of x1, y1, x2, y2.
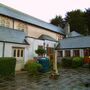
(2, 41, 5, 57)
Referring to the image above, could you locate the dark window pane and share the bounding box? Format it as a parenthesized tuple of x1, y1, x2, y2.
(65, 50, 70, 57)
(84, 49, 90, 56)
(73, 50, 80, 56)
(17, 50, 20, 57)
(58, 51, 63, 57)
(13, 49, 16, 57)
(21, 50, 23, 57)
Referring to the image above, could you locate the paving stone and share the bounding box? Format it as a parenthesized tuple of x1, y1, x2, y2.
(0, 68, 90, 90)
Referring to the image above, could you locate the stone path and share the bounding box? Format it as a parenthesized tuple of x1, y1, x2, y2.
(0, 68, 90, 90)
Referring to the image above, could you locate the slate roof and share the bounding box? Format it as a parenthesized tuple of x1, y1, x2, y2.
(0, 26, 28, 44)
(38, 34, 56, 41)
(0, 3, 65, 35)
(58, 36, 90, 49)
(68, 31, 82, 37)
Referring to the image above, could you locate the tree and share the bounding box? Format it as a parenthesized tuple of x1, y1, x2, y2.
(50, 15, 65, 28)
(85, 8, 90, 35)
(35, 48, 46, 56)
(65, 10, 87, 35)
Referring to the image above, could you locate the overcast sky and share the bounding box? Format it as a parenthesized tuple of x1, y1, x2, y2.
(0, 0, 90, 22)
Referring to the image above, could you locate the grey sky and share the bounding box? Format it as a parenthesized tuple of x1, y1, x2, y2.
(0, 0, 90, 22)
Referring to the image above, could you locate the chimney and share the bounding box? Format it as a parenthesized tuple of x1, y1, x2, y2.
(64, 22, 70, 37)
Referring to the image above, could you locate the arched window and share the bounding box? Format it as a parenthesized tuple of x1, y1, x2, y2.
(17, 22, 27, 32)
(5, 18, 10, 28)
(0, 17, 5, 26)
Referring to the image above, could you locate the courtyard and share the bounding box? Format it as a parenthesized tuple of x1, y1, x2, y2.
(0, 67, 90, 90)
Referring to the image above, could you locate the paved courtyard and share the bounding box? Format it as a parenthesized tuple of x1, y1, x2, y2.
(0, 67, 90, 90)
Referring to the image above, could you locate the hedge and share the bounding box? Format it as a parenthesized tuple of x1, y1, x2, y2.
(0, 57, 16, 77)
(72, 57, 83, 68)
(61, 57, 83, 68)
(61, 57, 72, 68)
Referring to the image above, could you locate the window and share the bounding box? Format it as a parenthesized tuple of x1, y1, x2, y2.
(58, 51, 63, 57)
(84, 49, 90, 56)
(5, 19, 10, 28)
(21, 50, 24, 57)
(0, 17, 5, 26)
(17, 22, 27, 32)
(0, 16, 10, 28)
(65, 50, 70, 57)
(13, 49, 16, 57)
(58, 35, 64, 40)
(12, 48, 24, 58)
(73, 50, 80, 56)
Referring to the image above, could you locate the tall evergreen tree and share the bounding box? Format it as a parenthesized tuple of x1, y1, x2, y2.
(65, 10, 87, 35)
(85, 8, 90, 35)
(50, 15, 65, 28)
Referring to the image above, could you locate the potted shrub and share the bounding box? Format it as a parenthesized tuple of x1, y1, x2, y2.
(35, 48, 46, 57)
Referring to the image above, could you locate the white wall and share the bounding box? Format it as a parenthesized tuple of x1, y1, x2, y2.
(0, 38, 56, 63)
(27, 37, 56, 59)
(0, 42, 28, 61)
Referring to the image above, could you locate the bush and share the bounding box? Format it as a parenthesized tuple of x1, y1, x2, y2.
(72, 57, 83, 68)
(61, 57, 72, 68)
(35, 48, 46, 56)
(0, 57, 16, 77)
(25, 60, 42, 75)
(61, 57, 83, 68)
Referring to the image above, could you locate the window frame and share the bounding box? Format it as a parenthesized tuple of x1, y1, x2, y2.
(12, 47, 24, 58)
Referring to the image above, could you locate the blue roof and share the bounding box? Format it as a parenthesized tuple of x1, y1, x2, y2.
(0, 26, 27, 44)
(59, 36, 90, 49)
(68, 31, 82, 37)
(0, 3, 65, 35)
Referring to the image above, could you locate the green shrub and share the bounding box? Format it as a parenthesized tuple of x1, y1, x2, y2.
(0, 57, 16, 77)
(35, 48, 46, 56)
(72, 57, 83, 68)
(61, 57, 72, 68)
(25, 60, 42, 75)
(61, 57, 84, 68)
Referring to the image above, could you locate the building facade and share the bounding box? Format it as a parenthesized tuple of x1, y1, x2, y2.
(57, 31, 90, 62)
(0, 4, 64, 71)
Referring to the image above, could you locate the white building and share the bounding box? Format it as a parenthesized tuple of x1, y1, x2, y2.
(0, 4, 64, 71)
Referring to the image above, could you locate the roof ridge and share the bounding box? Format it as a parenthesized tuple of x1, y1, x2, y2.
(0, 3, 62, 29)
(0, 3, 64, 34)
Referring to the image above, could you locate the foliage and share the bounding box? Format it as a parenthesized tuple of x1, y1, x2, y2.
(0, 57, 16, 77)
(85, 8, 90, 35)
(25, 60, 42, 75)
(65, 9, 89, 35)
(35, 48, 46, 56)
(61, 57, 72, 68)
(50, 15, 65, 28)
(50, 9, 90, 35)
(61, 57, 83, 68)
(72, 57, 83, 68)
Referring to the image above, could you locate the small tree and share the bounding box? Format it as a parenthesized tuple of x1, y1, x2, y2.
(35, 48, 46, 56)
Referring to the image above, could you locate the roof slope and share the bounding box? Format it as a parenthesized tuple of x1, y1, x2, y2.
(68, 31, 82, 37)
(0, 3, 64, 34)
(0, 26, 27, 44)
(59, 36, 90, 49)
(38, 34, 56, 41)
